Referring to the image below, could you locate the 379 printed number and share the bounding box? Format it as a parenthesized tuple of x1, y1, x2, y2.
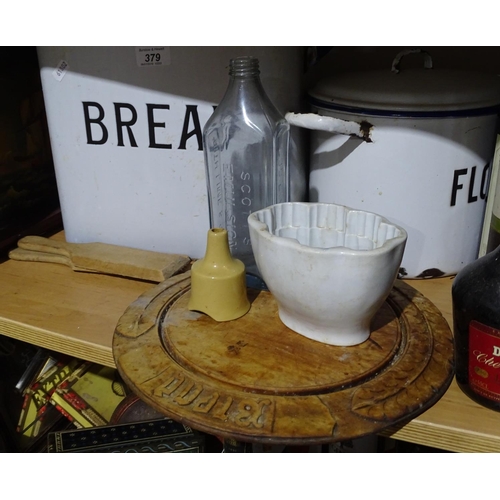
(144, 53, 161, 63)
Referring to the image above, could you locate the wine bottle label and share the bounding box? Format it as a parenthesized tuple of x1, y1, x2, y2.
(469, 320, 500, 401)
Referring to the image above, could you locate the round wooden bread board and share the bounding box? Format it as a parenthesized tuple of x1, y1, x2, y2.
(113, 271, 454, 445)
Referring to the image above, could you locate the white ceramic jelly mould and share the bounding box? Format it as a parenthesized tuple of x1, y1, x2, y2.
(248, 202, 407, 346)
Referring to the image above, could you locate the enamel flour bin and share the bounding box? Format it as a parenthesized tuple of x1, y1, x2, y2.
(306, 50, 500, 278)
(36, 47, 305, 259)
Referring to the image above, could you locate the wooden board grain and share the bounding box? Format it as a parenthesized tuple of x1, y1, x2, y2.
(3, 241, 500, 451)
(113, 271, 455, 445)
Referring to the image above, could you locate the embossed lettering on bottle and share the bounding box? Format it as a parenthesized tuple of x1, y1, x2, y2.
(468, 320, 500, 402)
(202, 56, 290, 278)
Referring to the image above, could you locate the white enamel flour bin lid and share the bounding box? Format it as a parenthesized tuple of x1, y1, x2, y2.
(306, 49, 500, 278)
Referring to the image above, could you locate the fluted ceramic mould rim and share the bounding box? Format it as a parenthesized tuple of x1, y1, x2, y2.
(249, 202, 407, 254)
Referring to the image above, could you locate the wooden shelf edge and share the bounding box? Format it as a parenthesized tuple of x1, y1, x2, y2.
(0, 317, 115, 368)
(380, 419, 500, 453)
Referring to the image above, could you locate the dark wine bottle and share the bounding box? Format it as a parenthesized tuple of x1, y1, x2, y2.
(452, 244, 500, 411)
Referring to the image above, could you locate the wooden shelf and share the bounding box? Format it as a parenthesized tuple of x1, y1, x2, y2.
(0, 233, 152, 368)
(0, 232, 499, 452)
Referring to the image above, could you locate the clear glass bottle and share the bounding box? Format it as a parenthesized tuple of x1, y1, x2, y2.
(203, 56, 290, 278)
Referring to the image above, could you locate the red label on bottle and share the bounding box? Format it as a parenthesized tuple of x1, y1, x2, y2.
(468, 320, 500, 402)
